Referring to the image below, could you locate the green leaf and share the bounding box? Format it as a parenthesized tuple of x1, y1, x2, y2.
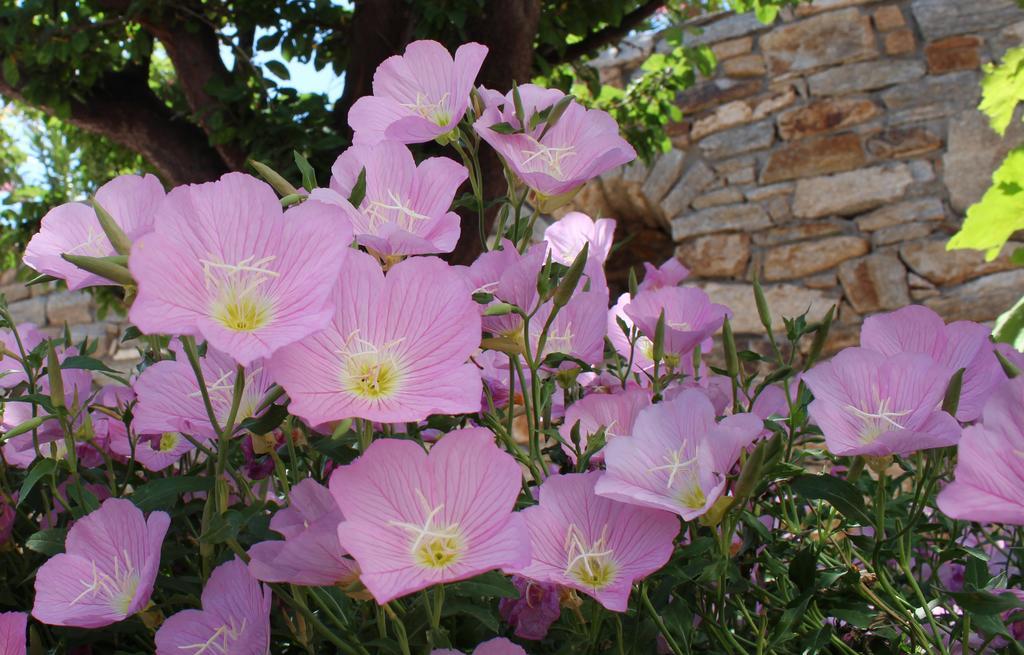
(3, 56, 19, 87)
(948, 590, 1024, 615)
(754, 2, 780, 24)
(61, 355, 121, 375)
(980, 47, 1024, 136)
(25, 528, 67, 555)
(131, 476, 212, 512)
(994, 295, 1024, 350)
(449, 571, 519, 599)
(18, 458, 58, 506)
(441, 599, 500, 632)
(293, 151, 317, 191)
(948, 147, 1024, 260)
(347, 167, 367, 208)
(790, 474, 873, 527)
(2, 414, 52, 443)
(487, 121, 518, 135)
(264, 60, 291, 81)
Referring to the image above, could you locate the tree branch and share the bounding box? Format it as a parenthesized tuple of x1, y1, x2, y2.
(0, 67, 228, 186)
(539, 0, 665, 66)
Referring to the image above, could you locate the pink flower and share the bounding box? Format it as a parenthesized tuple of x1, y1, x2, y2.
(543, 212, 615, 293)
(559, 388, 650, 464)
(608, 292, 655, 376)
(468, 241, 546, 338)
(349, 40, 488, 145)
(0, 612, 25, 655)
(624, 287, 730, 364)
(132, 345, 274, 442)
(639, 259, 689, 292)
(499, 576, 561, 640)
(0, 324, 44, 389)
(937, 378, 1024, 524)
(532, 290, 608, 367)
(509, 471, 678, 612)
(155, 558, 271, 655)
(2, 364, 94, 469)
(248, 478, 358, 586)
(595, 390, 762, 520)
(433, 638, 528, 655)
(860, 305, 1003, 421)
(32, 498, 169, 628)
(128, 172, 353, 366)
(475, 84, 635, 199)
(108, 428, 195, 472)
(803, 348, 961, 457)
(329, 428, 529, 603)
(267, 251, 482, 425)
(24, 174, 164, 290)
(310, 142, 467, 257)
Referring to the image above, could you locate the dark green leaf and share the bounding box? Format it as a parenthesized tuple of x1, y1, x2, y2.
(131, 476, 212, 512)
(264, 60, 290, 80)
(348, 167, 367, 207)
(25, 528, 67, 555)
(948, 590, 1024, 615)
(790, 474, 873, 527)
(18, 458, 58, 506)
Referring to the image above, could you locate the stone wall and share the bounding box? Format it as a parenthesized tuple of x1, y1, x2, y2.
(569, 0, 1024, 351)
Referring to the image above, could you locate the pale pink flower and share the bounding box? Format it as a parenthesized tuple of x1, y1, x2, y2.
(595, 389, 763, 520)
(475, 84, 635, 199)
(24, 174, 164, 290)
(155, 558, 271, 655)
(433, 638, 528, 655)
(108, 427, 194, 472)
(0, 612, 25, 655)
(128, 172, 352, 366)
(509, 471, 678, 612)
(625, 287, 730, 363)
(608, 292, 655, 376)
(860, 305, 1003, 421)
(329, 428, 529, 603)
(2, 364, 94, 468)
(639, 259, 689, 292)
(559, 388, 651, 464)
(0, 324, 44, 389)
(937, 378, 1024, 524)
(468, 241, 546, 339)
(532, 290, 608, 367)
(310, 142, 467, 256)
(132, 345, 274, 442)
(543, 212, 614, 293)
(499, 576, 562, 640)
(32, 498, 169, 628)
(248, 478, 358, 586)
(803, 348, 961, 457)
(349, 40, 488, 145)
(267, 251, 482, 425)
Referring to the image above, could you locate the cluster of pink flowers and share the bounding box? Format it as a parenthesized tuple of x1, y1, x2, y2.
(5, 36, 1023, 654)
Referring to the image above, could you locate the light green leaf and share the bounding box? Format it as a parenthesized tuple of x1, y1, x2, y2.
(948, 147, 1024, 260)
(980, 47, 1024, 136)
(994, 295, 1024, 350)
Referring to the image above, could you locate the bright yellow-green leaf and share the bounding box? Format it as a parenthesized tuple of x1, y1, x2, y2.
(980, 47, 1024, 136)
(948, 147, 1024, 261)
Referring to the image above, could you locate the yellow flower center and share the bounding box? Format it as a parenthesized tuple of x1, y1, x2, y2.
(338, 331, 404, 400)
(564, 525, 618, 591)
(158, 432, 179, 452)
(201, 254, 279, 332)
(389, 490, 464, 570)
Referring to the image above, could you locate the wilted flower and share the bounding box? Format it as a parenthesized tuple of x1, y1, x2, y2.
(132, 344, 275, 442)
(330, 428, 529, 603)
(349, 40, 488, 145)
(559, 388, 650, 464)
(24, 174, 164, 290)
(248, 478, 358, 586)
(129, 172, 353, 366)
(32, 499, 169, 628)
(937, 378, 1024, 524)
(509, 471, 678, 611)
(311, 142, 467, 257)
(803, 348, 960, 457)
(499, 576, 562, 640)
(860, 305, 1003, 421)
(155, 558, 271, 655)
(268, 251, 482, 425)
(596, 389, 762, 520)
(475, 85, 635, 203)
(0, 612, 25, 655)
